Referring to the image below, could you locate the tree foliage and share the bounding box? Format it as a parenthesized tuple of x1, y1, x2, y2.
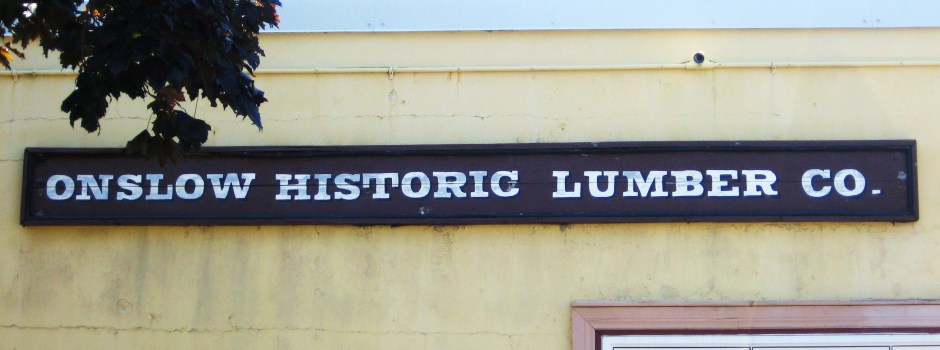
(1, 0, 280, 163)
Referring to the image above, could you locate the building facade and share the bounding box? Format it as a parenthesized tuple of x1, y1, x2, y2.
(2, 26, 939, 348)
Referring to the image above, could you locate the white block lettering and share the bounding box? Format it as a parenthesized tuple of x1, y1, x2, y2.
(552, 171, 581, 198)
(207, 173, 254, 199)
(402, 172, 431, 198)
(174, 174, 205, 200)
(834, 169, 865, 197)
(334, 173, 361, 200)
(742, 170, 779, 196)
(585, 171, 618, 198)
(491, 171, 520, 198)
(76, 174, 113, 201)
(468, 171, 489, 198)
(116, 174, 143, 201)
(275, 174, 311, 201)
(313, 174, 331, 201)
(802, 169, 831, 198)
(671, 170, 704, 197)
(433, 172, 467, 198)
(363, 173, 399, 199)
(46, 175, 75, 200)
(622, 171, 668, 197)
(706, 170, 739, 197)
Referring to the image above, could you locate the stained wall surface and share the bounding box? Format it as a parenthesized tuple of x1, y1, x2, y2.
(2, 29, 939, 349)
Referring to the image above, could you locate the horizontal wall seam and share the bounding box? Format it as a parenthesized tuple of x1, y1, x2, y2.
(3, 60, 940, 77)
(0, 323, 534, 337)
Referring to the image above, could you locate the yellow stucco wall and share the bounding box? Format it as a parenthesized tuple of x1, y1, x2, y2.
(2, 28, 940, 349)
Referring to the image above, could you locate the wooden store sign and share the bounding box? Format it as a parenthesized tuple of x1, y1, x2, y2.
(21, 141, 917, 225)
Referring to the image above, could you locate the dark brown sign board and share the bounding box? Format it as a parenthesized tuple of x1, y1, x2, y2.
(21, 140, 917, 226)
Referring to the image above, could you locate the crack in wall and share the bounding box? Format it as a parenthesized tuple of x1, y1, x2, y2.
(0, 117, 66, 123)
(0, 116, 149, 124)
(0, 323, 531, 338)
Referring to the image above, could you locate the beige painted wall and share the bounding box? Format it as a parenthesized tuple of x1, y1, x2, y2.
(2, 28, 939, 349)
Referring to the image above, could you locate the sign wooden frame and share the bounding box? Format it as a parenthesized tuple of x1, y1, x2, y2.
(21, 140, 917, 226)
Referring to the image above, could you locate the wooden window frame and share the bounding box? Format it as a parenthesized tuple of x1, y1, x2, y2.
(573, 301, 940, 350)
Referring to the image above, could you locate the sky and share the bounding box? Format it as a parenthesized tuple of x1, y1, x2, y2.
(273, 0, 940, 32)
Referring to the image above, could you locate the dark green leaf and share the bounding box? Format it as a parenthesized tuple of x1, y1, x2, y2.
(2, 0, 280, 161)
